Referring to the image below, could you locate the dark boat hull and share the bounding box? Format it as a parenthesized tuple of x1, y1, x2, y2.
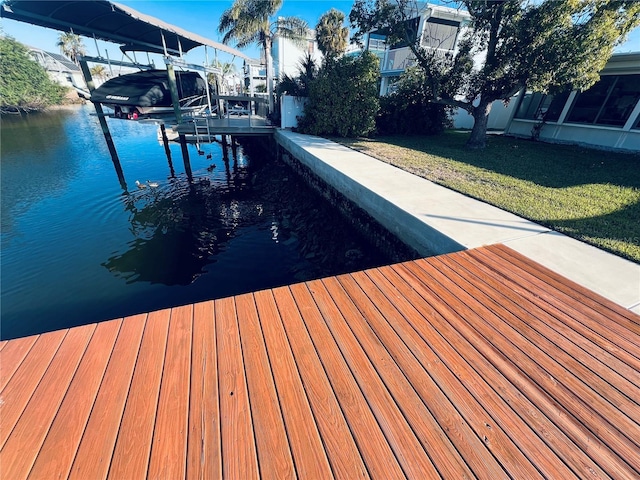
(91, 69, 209, 119)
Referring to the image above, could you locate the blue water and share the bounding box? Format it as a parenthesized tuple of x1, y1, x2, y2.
(1, 105, 394, 340)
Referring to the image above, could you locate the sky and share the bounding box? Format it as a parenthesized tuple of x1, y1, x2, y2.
(0, 0, 355, 66)
(1, 0, 639, 67)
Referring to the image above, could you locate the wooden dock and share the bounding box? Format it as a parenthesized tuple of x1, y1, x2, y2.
(1, 244, 639, 479)
(176, 115, 276, 138)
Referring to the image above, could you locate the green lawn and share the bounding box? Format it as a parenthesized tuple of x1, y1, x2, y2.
(336, 132, 640, 263)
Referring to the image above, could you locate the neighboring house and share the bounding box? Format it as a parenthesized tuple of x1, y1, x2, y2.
(272, 28, 323, 81)
(365, 3, 471, 96)
(504, 52, 640, 152)
(28, 47, 86, 91)
(243, 58, 266, 95)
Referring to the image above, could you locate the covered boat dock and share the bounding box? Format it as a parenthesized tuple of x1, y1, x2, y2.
(1, 0, 273, 188)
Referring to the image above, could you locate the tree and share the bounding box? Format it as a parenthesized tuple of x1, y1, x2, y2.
(90, 65, 107, 81)
(277, 52, 319, 97)
(297, 51, 380, 137)
(315, 8, 349, 63)
(377, 67, 451, 135)
(350, 0, 640, 149)
(207, 60, 237, 94)
(218, 0, 309, 114)
(0, 37, 67, 112)
(57, 32, 86, 65)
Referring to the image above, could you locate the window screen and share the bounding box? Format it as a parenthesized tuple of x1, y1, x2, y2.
(566, 75, 640, 127)
(514, 91, 570, 121)
(596, 74, 640, 127)
(421, 17, 460, 50)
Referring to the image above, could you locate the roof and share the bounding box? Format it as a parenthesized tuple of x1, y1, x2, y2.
(29, 47, 80, 72)
(1, 0, 251, 60)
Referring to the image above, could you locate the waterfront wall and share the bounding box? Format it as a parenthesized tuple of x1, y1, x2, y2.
(274, 130, 464, 258)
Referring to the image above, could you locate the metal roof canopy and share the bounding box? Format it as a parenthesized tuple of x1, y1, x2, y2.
(1, 0, 251, 60)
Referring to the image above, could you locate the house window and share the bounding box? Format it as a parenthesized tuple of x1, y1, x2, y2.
(368, 35, 386, 52)
(566, 74, 640, 127)
(422, 17, 460, 50)
(596, 74, 640, 127)
(514, 91, 570, 122)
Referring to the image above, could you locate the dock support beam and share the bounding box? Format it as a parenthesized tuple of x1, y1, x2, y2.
(160, 124, 176, 177)
(79, 58, 126, 189)
(166, 63, 182, 124)
(178, 134, 193, 181)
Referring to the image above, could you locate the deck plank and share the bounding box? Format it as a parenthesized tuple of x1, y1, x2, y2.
(397, 259, 637, 478)
(439, 252, 640, 400)
(272, 286, 371, 480)
(187, 300, 222, 480)
(67, 313, 147, 480)
(476, 247, 640, 370)
(0, 334, 38, 392)
(27, 320, 122, 480)
(361, 266, 569, 479)
(327, 274, 489, 479)
(0, 330, 66, 448)
(344, 269, 546, 479)
(147, 305, 194, 480)
(412, 255, 639, 448)
(493, 243, 640, 326)
(107, 309, 171, 479)
(308, 278, 440, 479)
(0, 323, 96, 479)
(477, 246, 640, 351)
(289, 283, 407, 479)
(215, 296, 260, 479)
(235, 293, 296, 480)
(253, 289, 335, 479)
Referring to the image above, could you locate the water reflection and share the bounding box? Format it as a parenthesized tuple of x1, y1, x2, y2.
(103, 141, 256, 286)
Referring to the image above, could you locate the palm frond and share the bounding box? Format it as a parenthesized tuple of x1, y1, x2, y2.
(273, 16, 310, 48)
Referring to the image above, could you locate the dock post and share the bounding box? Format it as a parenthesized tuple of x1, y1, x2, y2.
(165, 62, 182, 124)
(178, 134, 193, 181)
(160, 124, 176, 178)
(79, 58, 126, 189)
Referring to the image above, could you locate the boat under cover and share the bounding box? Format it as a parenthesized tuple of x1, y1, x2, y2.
(91, 69, 209, 119)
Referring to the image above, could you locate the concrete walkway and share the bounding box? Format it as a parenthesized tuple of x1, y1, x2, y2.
(275, 130, 640, 314)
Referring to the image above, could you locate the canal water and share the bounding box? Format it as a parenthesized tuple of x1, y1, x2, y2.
(1, 105, 404, 340)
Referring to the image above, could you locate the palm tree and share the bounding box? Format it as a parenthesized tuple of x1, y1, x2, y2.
(208, 60, 237, 94)
(57, 32, 86, 65)
(90, 65, 107, 81)
(277, 52, 318, 97)
(315, 9, 349, 64)
(218, 0, 309, 114)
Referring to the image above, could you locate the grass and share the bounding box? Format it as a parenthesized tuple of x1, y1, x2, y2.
(335, 131, 640, 263)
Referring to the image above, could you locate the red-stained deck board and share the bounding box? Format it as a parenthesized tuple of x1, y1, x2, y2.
(0, 245, 638, 479)
(187, 300, 222, 480)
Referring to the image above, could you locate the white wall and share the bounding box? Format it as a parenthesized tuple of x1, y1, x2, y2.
(280, 95, 307, 128)
(452, 99, 517, 130)
(272, 34, 323, 80)
(507, 120, 640, 152)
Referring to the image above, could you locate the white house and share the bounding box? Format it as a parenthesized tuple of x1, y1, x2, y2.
(243, 58, 266, 95)
(271, 29, 323, 81)
(367, 3, 471, 96)
(27, 46, 86, 91)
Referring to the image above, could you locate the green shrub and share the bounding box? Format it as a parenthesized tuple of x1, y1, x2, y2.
(376, 67, 451, 135)
(0, 37, 67, 112)
(297, 51, 379, 138)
